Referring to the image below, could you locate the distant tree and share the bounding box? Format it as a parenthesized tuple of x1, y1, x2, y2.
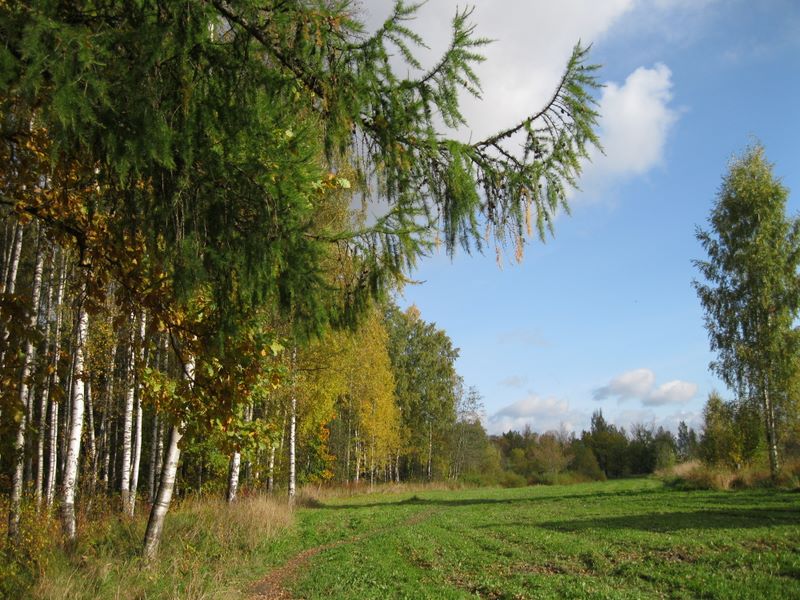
(699, 391, 739, 468)
(530, 432, 572, 478)
(583, 410, 628, 478)
(569, 440, 605, 481)
(653, 426, 677, 471)
(627, 423, 656, 475)
(676, 420, 699, 461)
(694, 145, 800, 478)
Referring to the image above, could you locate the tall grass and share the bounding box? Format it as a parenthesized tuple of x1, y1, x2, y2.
(658, 458, 800, 490)
(27, 494, 293, 600)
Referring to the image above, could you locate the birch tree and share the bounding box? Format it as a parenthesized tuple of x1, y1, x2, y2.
(694, 144, 800, 479)
(7, 226, 44, 539)
(61, 281, 89, 542)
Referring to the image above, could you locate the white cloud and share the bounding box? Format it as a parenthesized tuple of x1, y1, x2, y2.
(646, 380, 698, 406)
(592, 64, 678, 177)
(594, 368, 655, 401)
(594, 368, 697, 406)
(489, 394, 588, 434)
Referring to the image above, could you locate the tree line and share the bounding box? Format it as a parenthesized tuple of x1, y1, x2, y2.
(490, 411, 699, 485)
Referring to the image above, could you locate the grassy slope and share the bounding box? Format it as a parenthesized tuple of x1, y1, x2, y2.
(287, 479, 800, 599)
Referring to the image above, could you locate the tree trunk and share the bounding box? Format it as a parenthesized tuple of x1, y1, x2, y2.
(427, 422, 433, 480)
(267, 443, 276, 494)
(84, 377, 97, 502)
(227, 452, 241, 503)
(61, 285, 89, 542)
(142, 420, 182, 561)
(2, 221, 23, 293)
(8, 231, 44, 539)
(0, 221, 24, 372)
(120, 316, 136, 513)
(45, 255, 66, 508)
(288, 347, 297, 503)
(142, 350, 193, 560)
(354, 429, 361, 484)
(764, 386, 780, 479)
(35, 245, 55, 507)
(288, 394, 297, 502)
(127, 313, 146, 516)
(148, 412, 159, 504)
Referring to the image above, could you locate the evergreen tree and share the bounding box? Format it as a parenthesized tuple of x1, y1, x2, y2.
(694, 145, 800, 478)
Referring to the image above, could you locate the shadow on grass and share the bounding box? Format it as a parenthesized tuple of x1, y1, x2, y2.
(535, 506, 800, 533)
(313, 487, 665, 510)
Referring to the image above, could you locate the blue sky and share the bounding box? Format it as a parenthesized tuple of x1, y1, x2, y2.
(364, 0, 800, 435)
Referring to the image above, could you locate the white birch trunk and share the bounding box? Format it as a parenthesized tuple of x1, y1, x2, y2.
(288, 395, 296, 501)
(120, 315, 136, 512)
(427, 422, 433, 480)
(764, 386, 780, 479)
(0, 221, 24, 368)
(354, 430, 361, 484)
(288, 348, 297, 502)
(35, 246, 55, 507)
(127, 314, 146, 516)
(45, 255, 66, 508)
(8, 232, 44, 538)
(267, 443, 276, 494)
(142, 350, 193, 560)
(227, 452, 241, 503)
(148, 412, 159, 503)
(61, 287, 89, 541)
(101, 341, 117, 491)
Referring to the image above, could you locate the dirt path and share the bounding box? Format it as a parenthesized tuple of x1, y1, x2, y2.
(249, 508, 438, 599)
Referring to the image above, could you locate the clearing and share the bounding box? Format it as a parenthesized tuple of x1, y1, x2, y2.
(253, 479, 800, 599)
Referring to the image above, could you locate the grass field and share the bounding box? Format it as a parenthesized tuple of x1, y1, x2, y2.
(276, 479, 800, 600)
(30, 479, 800, 599)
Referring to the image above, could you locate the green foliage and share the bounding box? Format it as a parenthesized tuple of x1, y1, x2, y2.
(695, 144, 800, 475)
(384, 302, 460, 479)
(699, 391, 764, 469)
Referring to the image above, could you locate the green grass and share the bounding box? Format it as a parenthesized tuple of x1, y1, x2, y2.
(286, 479, 800, 599)
(29, 479, 800, 599)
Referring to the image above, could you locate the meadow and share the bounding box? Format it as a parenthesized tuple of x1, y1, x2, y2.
(26, 478, 800, 599)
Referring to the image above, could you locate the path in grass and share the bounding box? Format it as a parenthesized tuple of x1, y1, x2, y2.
(250, 508, 439, 598)
(250, 479, 800, 600)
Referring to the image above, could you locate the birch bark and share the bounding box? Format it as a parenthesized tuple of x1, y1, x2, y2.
(8, 231, 44, 539)
(61, 283, 89, 541)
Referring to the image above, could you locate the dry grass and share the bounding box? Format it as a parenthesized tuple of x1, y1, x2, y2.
(296, 480, 469, 505)
(658, 458, 800, 491)
(29, 493, 294, 600)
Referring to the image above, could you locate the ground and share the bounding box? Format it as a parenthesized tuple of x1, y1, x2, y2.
(249, 479, 800, 599)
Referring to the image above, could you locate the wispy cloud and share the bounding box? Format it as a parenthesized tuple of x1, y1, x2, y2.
(499, 375, 529, 388)
(496, 329, 550, 348)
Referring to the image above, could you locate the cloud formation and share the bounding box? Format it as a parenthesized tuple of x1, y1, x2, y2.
(589, 64, 679, 178)
(489, 394, 587, 434)
(594, 368, 697, 406)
